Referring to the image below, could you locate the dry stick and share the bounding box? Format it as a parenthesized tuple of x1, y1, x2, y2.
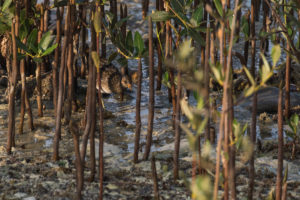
(151, 156, 160, 200)
(276, 83, 284, 200)
(36, 6, 44, 117)
(53, 4, 70, 161)
(7, 18, 18, 154)
(53, 6, 62, 114)
(70, 120, 83, 200)
(143, 16, 155, 160)
(134, 58, 142, 163)
(248, 0, 257, 199)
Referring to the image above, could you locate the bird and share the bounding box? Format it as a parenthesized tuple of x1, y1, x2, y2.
(96, 64, 132, 101)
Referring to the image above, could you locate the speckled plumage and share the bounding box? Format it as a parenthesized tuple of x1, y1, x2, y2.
(97, 64, 132, 99)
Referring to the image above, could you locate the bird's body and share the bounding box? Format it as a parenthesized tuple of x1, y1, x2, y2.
(97, 64, 132, 100)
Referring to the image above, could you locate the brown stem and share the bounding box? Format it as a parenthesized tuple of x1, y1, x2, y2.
(7, 19, 18, 154)
(134, 59, 142, 163)
(53, 6, 62, 114)
(204, 26, 211, 141)
(248, 0, 257, 199)
(173, 70, 181, 180)
(151, 156, 160, 200)
(143, 17, 155, 160)
(284, 43, 291, 119)
(36, 6, 44, 117)
(276, 84, 283, 200)
(70, 120, 83, 200)
(53, 4, 71, 161)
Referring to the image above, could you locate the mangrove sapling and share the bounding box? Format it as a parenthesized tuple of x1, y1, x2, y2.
(19, 38, 34, 135)
(133, 31, 145, 163)
(7, 18, 18, 153)
(70, 120, 83, 200)
(53, 6, 63, 114)
(151, 156, 160, 200)
(284, 2, 292, 119)
(18, 3, 34, 134)
(164, 1, 176, 128)
(92, 5, 104, 197)
(276, 82, 284, 200)
(204, 26, 210, 142)
(155, 0, 163, 91)
(36, 5, 44, 117)
(53, 3, 71, 161)
(248, 0, 257, 199)
(79, 1, 87, 78)
(143, 16, 155, 160)
(64, 3, 76, 125)
(133, 58, 142, 163)
(173, 56, 181, 180)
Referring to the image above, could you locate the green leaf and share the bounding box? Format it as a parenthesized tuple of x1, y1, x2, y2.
(214, 0, 223, 17)
(149, 11, 174, 22)
(2, 0, 12, 11)
(16, 37, 30, 53)
(243, 66, 255, 86)
(41, 43, 58, 57)
(244, 86, 255, 97)
(134, 31, 144, 56)
(211, 63, 224, 86)
(170, 0, 184, 13)
(271, 44, 281, 67)
(27, 29, 38, 54)
(191, 5, 203, 27)
(115, 17, 129, 29)
(39, 31, 55, 52)
(260, 53, 272, 84)
(188, 28, 205, 46)
(126, 31, 134, 54)
(93, 9, 101, 33)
